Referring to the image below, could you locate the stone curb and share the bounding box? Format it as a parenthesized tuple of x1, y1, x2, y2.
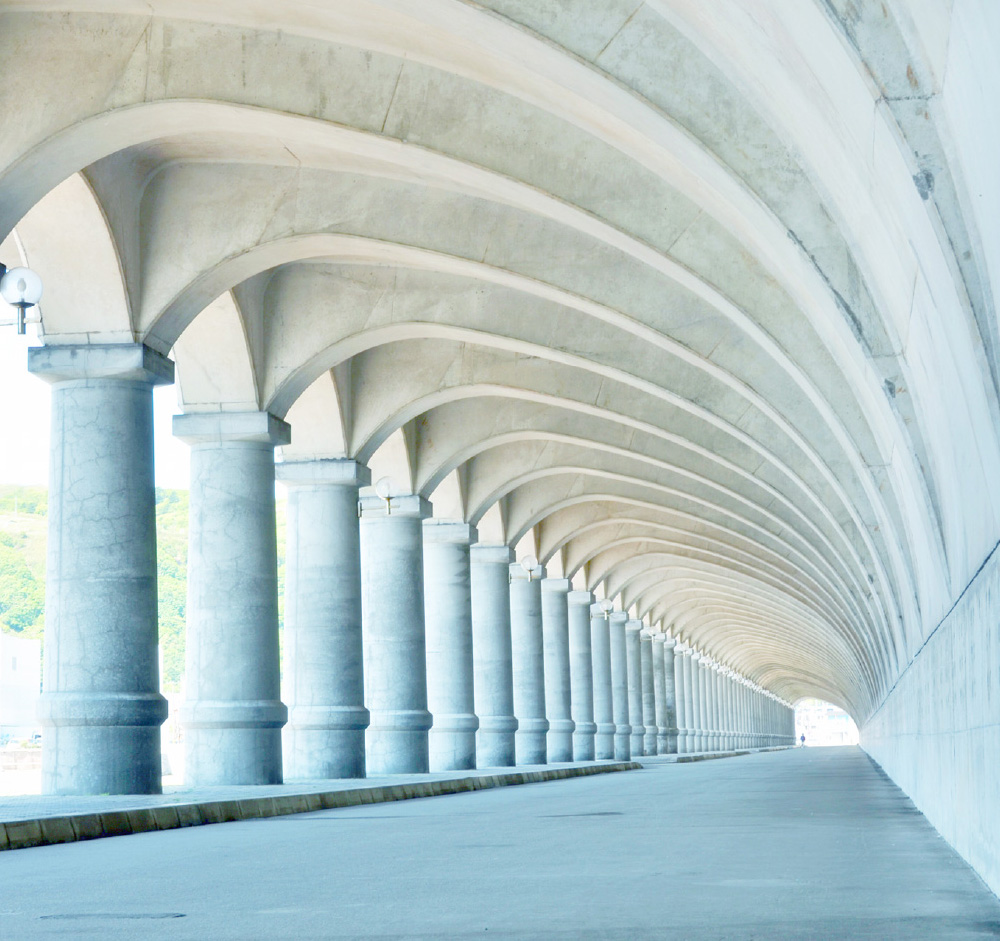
(0, 761, 641, 852)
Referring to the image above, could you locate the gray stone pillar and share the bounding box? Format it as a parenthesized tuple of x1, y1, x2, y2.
(691, 654, 704, 752)
(509, 563, 548, 765)
(471, 545, 517, 766)
(567, 591, 596, 760)
(679, 648, 694, 754)
(541, 578, 575, 762)
(609, 612, 630, 761)
(359, 492, 432, 774)
(625, 620, 644, 756)
(661, 638, 678, 754)
(708, 663, 720, 752)
(736, 679, 745, 748)
(589, 605, 615, 759)
(176, 411, 289, 786)
(279, 459, 370, 780)
(732, 678, 740, 747)
(31, 344, 172, 795)
(653, 635, 668, 753)
(640, 632, 656, 756)
(423, 521, 479, 771)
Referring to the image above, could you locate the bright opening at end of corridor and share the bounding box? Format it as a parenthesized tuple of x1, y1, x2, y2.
(795, 699, 859, 747)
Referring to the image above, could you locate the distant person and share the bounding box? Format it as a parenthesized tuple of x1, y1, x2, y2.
(800, 734, 806, 747)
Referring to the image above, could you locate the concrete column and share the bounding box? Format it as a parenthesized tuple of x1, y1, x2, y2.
(708, 665, 720, 752)
(359, 492, 433, 774)
(640, 632, 656, 756)
(609, 612, 631, 760)
(471, 546, 517, 766)
(706, 661, 717, 752)
(736, 677, 747, 748)
(567, 591, 596, 760)
(279, 460, 370, 780)
(509, 563, 548, 765)
(661, 638, 678, 754)
(744, 683, 752, 748)
(625, 620, 645, 756)
(679, 648, 694, 754)
(30, 344, 172, 795)
(652, 635, 667, 753)
(541, 578, 575, 762)
(723, 672, 731, 749)
(691, 654, 704, 752)
(708, 662, 719, 751)
(423, 521, 479, 772)
(176, 411, 289, 786)
(590, 606, 615, 759)
(730, 676, 739, 750)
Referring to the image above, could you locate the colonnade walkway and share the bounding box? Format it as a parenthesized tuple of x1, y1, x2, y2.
(3, 747, 998, 940)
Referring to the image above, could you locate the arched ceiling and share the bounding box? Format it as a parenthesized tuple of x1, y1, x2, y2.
(1, 0, 997, 721)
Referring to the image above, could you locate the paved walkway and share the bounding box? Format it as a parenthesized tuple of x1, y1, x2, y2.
(2, 747, 997, 939)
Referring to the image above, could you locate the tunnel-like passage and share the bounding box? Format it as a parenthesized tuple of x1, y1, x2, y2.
(0, 0, 998, 903)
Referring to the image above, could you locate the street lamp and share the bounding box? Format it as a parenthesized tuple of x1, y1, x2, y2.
(374, 476, 393, 516)
(599, 598, 614, 621)
(0, 264, 43, 335)
(519, 554, 538, 582)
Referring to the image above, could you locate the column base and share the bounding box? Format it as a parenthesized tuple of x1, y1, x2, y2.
(515, 718, 549, 765)
(43, 726, 163, 796)
(546, 734, 574, 763)
(186, 728, 283, 785)
(285, 729, 367, 779)
(644, 729, 658, 756)
(182, 699, 287, 785)
(284, 704, 369, 780)
(39, 691, 167, 796)
(614, 727, 632, 760)
(572, 733, 596, 761)
(429, 713, 479, 771)
(595, 724, 616, 760)
(476, 715, 517, 767)
(546, 718, 575, 763)
(630, 731, 645, 755)
(366, 709, 432, 774)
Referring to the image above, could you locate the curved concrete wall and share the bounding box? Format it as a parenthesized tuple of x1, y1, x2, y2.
(862, 540, 1000, 898)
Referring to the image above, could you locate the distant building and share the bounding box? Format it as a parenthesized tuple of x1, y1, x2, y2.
(795, 699, 859, 747)
(0, 633, 41, 742)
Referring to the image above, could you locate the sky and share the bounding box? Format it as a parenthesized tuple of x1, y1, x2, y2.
(0, 323, 192, 489)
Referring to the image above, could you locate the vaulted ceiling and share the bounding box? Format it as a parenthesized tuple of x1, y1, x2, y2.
(2, 0, 997, 720)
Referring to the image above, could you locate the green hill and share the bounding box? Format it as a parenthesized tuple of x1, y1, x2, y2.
(0, 485, 286, 694)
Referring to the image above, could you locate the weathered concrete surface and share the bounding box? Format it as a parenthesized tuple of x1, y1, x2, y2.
(0, 761, 638, 852)
(1, 748, 997, 939)
(863, 538, 1000, 898)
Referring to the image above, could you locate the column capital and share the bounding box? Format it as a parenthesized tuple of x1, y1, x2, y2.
(609, 611, 627, 626)
(359, 492, 431, 520)
(567, 590, 594, 607)
(625, 619, 643, 635)
(173, 410, 290, 447)
(423, 519, 478, 545)
(28, 342, 174, 385)
(277, 458, 370, 488)
(541, 577, 571, 593)
(471, 544, 515, 565)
